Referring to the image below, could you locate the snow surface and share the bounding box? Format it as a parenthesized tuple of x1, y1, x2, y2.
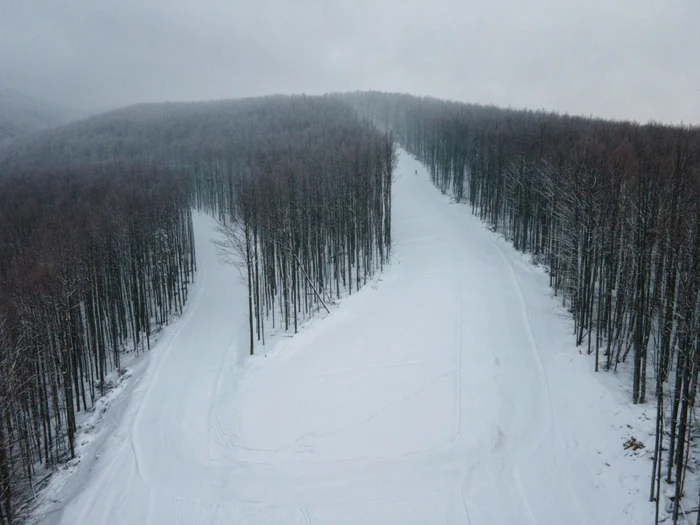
(36, 150, 655, 525)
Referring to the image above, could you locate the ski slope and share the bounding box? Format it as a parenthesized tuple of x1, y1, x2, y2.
(40, 150, 653, 525)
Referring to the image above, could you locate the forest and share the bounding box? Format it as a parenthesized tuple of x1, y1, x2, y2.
(0, 95, 394, 524)
(2, 89, 698, 524)
(340, 91, 700, 524)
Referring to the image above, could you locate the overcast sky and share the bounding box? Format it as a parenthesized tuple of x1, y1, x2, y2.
(1, 0, 698, 123)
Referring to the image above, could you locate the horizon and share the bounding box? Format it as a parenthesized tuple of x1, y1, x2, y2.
(1, 1, 698, 125)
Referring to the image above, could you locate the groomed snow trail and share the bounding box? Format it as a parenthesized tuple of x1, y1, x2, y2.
(47, 150, 653, 525)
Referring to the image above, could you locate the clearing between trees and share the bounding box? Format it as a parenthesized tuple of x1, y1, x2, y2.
(36, 150, 653, 525)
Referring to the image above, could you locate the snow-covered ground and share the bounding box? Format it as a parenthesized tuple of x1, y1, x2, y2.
(36, 150, 654, 525)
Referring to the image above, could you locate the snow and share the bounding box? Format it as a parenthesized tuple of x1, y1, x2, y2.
(35, 149, 655, 525)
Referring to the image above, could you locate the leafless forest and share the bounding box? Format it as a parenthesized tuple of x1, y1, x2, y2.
(2, 90, 700, 523)
(0, 95, 394, 523)
(342, 91, 700, 524)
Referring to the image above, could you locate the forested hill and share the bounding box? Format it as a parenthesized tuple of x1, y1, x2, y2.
(0, 95, 394, 524)
(0, 87, 82, 143)
(0, 96, 375, 168)
(339, 91, 700, 522)
(5, 89, 698, 522)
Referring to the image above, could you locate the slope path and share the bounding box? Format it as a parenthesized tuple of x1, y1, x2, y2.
(44, 149, 652, 525)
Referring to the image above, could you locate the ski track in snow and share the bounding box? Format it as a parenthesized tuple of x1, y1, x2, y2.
(37, 150, 654, 525)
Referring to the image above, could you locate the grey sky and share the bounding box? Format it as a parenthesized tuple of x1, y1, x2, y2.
(1, 0, 698, 123)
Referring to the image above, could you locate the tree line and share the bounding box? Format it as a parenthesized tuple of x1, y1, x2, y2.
(0, 94, 394, 523)
(340, 91, 700, 524)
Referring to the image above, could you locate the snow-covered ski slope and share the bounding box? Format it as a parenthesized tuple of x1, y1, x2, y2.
(44, 150, 653, 525)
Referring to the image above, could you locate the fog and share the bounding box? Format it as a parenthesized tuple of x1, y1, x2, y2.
(1, 0, 698, 123)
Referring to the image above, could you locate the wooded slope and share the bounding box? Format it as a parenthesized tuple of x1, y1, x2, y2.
(0, 95, 394, 524)
(340, 91, 700, 523)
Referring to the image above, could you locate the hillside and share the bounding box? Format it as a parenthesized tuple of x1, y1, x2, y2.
(3, 91, 696, 524)
(0, 87, 82, 142)
(31, 149, 653, 525)
(0, 95, 394, 524)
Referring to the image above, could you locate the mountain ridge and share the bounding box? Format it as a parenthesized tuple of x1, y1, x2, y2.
(0, 85, 84, 141)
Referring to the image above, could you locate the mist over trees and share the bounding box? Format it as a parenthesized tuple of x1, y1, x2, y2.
(340, 91, 700, 524)
(0, 95, 394, 523)
(0, 87, 82, 144)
